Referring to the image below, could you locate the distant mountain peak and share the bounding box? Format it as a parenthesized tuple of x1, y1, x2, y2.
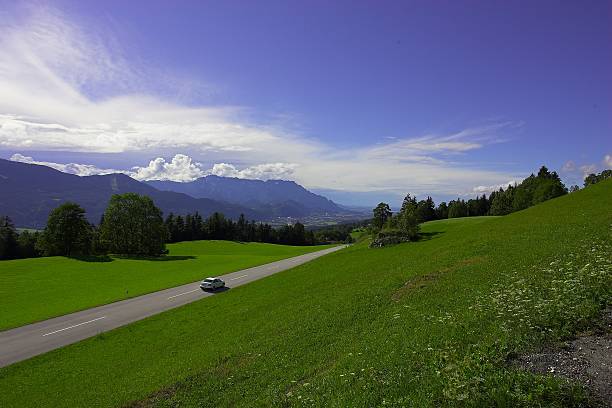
(147, 175, 342, 218)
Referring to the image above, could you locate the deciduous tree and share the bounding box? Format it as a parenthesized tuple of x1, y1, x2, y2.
(100, 193, 167, 256)
(37, 203, 92, 256)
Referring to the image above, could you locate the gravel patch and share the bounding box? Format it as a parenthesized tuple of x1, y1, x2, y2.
(512, 308, 612, 407)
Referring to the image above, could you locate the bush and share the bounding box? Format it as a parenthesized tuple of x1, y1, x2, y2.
(370, 227, 418, 248)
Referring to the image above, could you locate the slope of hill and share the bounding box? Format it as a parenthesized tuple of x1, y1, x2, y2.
(0, 159, 260, 227)
(0, 180, 609, 407)
(147, 175, 343, 217)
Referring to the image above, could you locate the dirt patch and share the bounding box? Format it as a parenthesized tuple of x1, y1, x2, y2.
(512, 308, 612, 407)
(392, 257, 486, 302)
(392, 273, 440, 301)
(437, 256, 487, 273)
(128, 385, 179, 408)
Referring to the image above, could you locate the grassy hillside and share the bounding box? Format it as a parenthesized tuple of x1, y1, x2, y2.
(0, 241, 334, 330)
(0, 180, 610, 407)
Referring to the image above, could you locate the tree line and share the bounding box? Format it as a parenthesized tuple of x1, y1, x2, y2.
(584, 169, 611, 187)
(164, 212, 317, 246)
(0, 192, 326, 261)
(369, 166, 571, 247)
(1, 194, 168, 260)
(0, 217, 40, 260)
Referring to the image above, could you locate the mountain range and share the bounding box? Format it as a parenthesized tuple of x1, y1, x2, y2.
(0, 159, 353, 228)
(147, 176, 342, 218)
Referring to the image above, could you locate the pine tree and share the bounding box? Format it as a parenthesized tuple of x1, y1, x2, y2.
(0, 215, 19, 260)
(372, 203, 392, 230)
(435, 202, 448, 219)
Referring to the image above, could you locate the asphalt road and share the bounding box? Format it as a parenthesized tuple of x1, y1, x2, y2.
(0, 245, 347, 368)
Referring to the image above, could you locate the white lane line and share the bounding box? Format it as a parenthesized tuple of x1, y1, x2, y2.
(167, 289, 199, 300)
(230, 274, 248, 281)
(42, 316, 106, 337)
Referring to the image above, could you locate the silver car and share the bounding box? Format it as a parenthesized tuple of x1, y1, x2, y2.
(200, 277, 225, 291)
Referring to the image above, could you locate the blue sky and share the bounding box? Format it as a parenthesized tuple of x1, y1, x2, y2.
(0, 1, 610, 206)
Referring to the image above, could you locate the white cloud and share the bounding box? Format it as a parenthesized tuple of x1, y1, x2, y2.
(210, 162, 297, 180)
(130, 155, 297, 182)
(129, 155, 297, 182)
(472, 181, 517, 194)
(0, 6, 524, 197)
(364, 122, 516, 162)
(131, 155, 206, 182)
(561, 155, 611, 181)
(9, 153, 126, 176)
(9, 153, 298, 182)
(579, 164, 598, 178)
(561, 160, 576, 172)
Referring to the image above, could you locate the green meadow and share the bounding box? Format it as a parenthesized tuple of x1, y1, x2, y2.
(0, 180, 610, 407)
(0, 241, 333, 330)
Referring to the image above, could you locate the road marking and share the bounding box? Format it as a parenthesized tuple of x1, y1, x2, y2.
(167, 289, 199, 300)
(230, 274, 248, 281)
(42, 317, 106, 337)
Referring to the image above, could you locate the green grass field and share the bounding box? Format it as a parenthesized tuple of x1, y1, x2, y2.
(0, 180, 610, 407)
(0, 241, 334, 330)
